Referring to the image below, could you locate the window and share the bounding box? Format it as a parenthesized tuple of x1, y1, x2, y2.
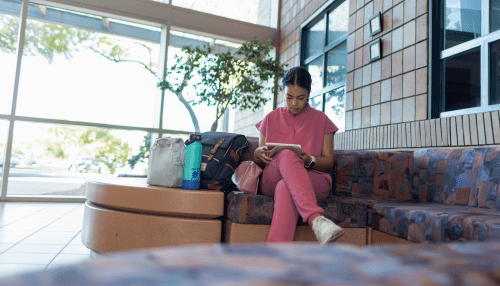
(433, 0, 500, 117)
(0, 0, 21, 115)
(301, 0, 348, 131)
(171, 0, 278, 28)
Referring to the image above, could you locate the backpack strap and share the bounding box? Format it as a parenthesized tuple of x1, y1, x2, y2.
(208, 138, 225, 161)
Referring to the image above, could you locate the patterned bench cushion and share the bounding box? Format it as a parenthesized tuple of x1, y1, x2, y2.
(227, 192, 367, 228)
(357, 197, 500, 243)
(413, 147, 500, 209)
(3, 242, 500, 285)
(334, 150, 416, 201)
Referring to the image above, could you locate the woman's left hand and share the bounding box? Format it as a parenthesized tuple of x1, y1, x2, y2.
(300, 151, 312, 167)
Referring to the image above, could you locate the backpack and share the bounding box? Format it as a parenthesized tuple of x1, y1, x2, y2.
(200, 132, 249, 192)
(147, 138, 185, 188)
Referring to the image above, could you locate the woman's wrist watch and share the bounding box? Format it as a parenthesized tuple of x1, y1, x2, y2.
(307, 156, 316, 168)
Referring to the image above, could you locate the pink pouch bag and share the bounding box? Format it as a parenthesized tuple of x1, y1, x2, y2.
(231, 161, 263, 194)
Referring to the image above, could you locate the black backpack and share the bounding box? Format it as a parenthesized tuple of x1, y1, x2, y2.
(199, 132, 249, 192)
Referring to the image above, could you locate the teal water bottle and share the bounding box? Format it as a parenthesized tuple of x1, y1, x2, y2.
(183, 133, 202, 189)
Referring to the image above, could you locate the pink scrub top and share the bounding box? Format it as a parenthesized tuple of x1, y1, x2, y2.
(255, 104, 338, 158)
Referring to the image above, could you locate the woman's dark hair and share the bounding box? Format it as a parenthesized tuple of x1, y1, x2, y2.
(281, 66, 312, 95)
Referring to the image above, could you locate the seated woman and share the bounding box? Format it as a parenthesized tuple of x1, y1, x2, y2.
(254, 66, 344, 244)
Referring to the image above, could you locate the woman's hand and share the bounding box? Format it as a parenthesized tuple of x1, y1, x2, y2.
(255, 146, 272, 164)
(300, 151, 312, 167)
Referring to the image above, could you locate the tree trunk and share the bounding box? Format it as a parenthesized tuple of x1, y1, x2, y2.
(175, 91, 200, 133)
(210, 119, 218, 131)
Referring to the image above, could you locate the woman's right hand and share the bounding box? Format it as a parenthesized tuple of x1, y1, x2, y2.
(255, 146, 272, 164)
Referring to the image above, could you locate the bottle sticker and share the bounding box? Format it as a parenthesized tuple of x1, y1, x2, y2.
(201, 163, 207, 172)
(192, 168, 200, 180)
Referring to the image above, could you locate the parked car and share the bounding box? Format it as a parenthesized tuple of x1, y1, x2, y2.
(0, 153, 21, 167)
(11, 154, 36, 166)
(68, 157, 105, 173)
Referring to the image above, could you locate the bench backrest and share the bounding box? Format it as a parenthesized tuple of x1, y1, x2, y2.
(334, 150, 416, 201)
(412, 147, 500, 210)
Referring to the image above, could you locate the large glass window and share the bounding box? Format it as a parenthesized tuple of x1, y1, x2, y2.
(490, 40, 500, 105)
(0, 0, 21, 115)
(16, 4, 161, 128)
(7, 122, 150, 196)
(436, 0, 500, 117)
(444, 0, 481, 49)
(443, 47, 481, 112)
(302, 0, 347, 131)
(172, 0, 276, 28)
(0, 120, 8, 189)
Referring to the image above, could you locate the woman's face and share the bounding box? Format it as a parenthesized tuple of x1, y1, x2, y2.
(285, 84, 309, 115)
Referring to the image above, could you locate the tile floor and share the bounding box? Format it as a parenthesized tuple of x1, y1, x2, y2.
(0, 202, 90, 278)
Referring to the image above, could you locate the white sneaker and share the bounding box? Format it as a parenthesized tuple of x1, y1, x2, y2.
(311, 216, 345, 244)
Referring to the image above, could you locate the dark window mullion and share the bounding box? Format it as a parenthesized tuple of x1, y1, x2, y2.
(323, 13, 328, 112)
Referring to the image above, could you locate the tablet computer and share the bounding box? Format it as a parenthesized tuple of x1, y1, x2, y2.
(266, 143, 302, 157)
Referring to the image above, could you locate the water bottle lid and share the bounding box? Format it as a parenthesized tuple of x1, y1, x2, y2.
(190, 133, 202, 142)
(185, 133, 202, 146)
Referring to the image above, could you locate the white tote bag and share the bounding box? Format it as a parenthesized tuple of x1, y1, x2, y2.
(147, 138, 186, 188)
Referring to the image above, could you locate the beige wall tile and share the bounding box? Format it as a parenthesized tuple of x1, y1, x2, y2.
(403, 70, 415, 98)
(354, 68, 363, 89)
(392, 2, 404, 28)
(371, 104, 381, 126)
(403, 96, 415, 122)
(391, 74, 403, 99)
(416, 40, 427, 68)
(354, 88, 362, 109)
(355, 27, 364, 49)
(392, 26, 403, 52)
(403, 45, 415, 72)
(372, 60, 382, 82)
(392, 50, 403, 76)
(391, 99, 403, 123)
(345, 111, 353, 130)
(415, 67, 427, 94)
(363, 64, 372, 86)
(364, 1, 373, 25)
(381, 102, 391, 124)
(381, 54, 392, 79)
(350, 0, 358, 15)
(374, 0, 383, 13)
(363, 44, 371, 65)
(381, 32, 392, 57)
(371, 82, 381, 105)
(362, 107, 371, 128)
(403, 20, 416, 47)
(347, 72, 354, 92)
(415, 93, 427, 120)
(416, 14, 428, 42)
(346, 91, 354, 111)
(362, 85, 371, 107)
(416, 0, 428, 17)
(384, 0, 392, 12)
(348, 33, 356, 52)
(353, 109, 362, 129)
(355, 48, 364, 69)
(382, 8, 393, 32)
(381, 78, 392, 102)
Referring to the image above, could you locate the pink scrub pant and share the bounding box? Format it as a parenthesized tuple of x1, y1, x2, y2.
(260, 149, 332, 243)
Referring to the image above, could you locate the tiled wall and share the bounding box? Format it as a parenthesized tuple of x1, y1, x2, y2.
(233, 0, 499, 150)
(233, 108, 264, 138)
(334, 110, 500, 150)
(345, 0, 428, 130)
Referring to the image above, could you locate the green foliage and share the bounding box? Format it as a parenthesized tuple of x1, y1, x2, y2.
(45, 126, 131, 174)
(0, 14, 90, 63)
(127, 133, 151, 170)
(164, 39, 287, 131)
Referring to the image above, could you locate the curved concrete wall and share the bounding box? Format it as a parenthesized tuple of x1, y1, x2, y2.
(86, 179, 224, 219)
(82, 201, 222, 253)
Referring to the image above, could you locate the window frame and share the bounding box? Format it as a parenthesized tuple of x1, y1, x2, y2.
(300, 0, 348, 112)
(0, 0, 279, 202)
(431, 0, 500, 119)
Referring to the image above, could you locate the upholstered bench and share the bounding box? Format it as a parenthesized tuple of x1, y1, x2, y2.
(226, 143, 500, 244)
(82, 178, 224, 253)
(3, 241, 500, 285)
(225, 146, 415, 245)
